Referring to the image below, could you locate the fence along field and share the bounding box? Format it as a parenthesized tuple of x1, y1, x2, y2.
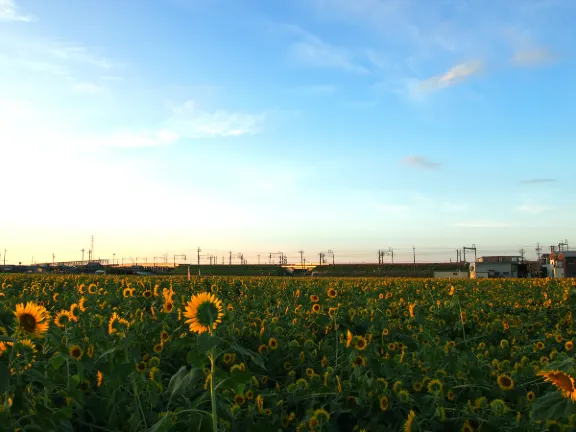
(1, 275, 576, 431)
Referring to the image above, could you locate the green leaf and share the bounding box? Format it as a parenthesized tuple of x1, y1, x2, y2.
(148, 415, 173, 432)
(187, 350, 207, 368)
(167, 366, 188, 396)
(50, 354, 65, 370)
(97, 347, 117, 361)
(229, 344, 266, 371)
(197, 333, 222, 352)
(531, 391, 576, 421)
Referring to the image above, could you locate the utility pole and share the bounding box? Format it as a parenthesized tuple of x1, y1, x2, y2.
(229, 251, 232, 265)
(535, 243, 542, 261)
(518, 248, 526, 263)
(327, 249, 334, 265)
(3, 249, 6, 267)
(81, 249, 85, 263)
(197, 247, 201, 276)
(90, 235, 94, 263)
(299, 250, 304, 267)
(463, 245, 477, 264)
(413, 246, 416, 276)
(52, 254, 55, 265)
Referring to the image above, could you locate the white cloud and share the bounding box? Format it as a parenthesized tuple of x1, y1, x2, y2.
(280, 24, 371, 74)
(71, 82, 104, 94)
(512, 48, 556, 66)
(515, 203, 553, 214)
(453, 221, 509, 228)
(166, 100, 265, 139)
(402, 155, 442, 169)
(0, 0, 31, 22)
(417, 60, 483, 92)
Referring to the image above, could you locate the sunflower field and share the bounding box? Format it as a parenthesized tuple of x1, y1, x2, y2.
(1, 275, 576, 431)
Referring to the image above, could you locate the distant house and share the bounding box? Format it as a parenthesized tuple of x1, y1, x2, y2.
(470, 256, 528, 278)
(542, 251, 576, 278)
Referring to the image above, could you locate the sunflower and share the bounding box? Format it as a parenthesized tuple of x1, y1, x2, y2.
(69, 304, 79, 321)
(312, 304, 321, 313)
(538, 370, 576, 402)
(122, 288, 133, 298)
(354, 336, 368, 351)
(526, 391, 536, 402)
(310, 295, 319, 303)
(565, 341, 574, 351)
(379, 395, 389, 411)
(14, 302, 50, 338)
(266, 337, 279, 350)
(306, 368, 315, 378)
(404, 410, 416, 432)
(153, 343, 163, 353)
(258, 344, 268, 353)
(69, 345, 83, 360)
(234, 394, 246, 405)
(497, 374, 514, 391)
(447, 390, 455, 401)
(163, 300, 174, 313)
(327, 288, 337, 298)
(86, 344, 95, 358)
(0, 341, 6, 357)
(183, 293, 224, 334)
(97, 370, 103, 387)
(54, 310, 72, 328)
(427, 379, 443, 395)
(160, 330, 169, 342)
(79, 297, 87, 312)
(136, 362, 147, 372)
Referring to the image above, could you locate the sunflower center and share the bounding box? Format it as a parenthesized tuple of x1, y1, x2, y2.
(19, 314, 38, 333)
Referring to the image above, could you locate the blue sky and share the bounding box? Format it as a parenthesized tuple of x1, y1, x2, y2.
(1, 0, 575, 265)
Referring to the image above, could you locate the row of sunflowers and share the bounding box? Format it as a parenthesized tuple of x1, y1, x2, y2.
(1, 275, 576, 431)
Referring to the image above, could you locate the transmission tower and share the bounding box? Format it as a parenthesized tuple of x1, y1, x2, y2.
(535, 243, 542, 261)
(298, 250, 304, 267)
(463, 244, 477, 263)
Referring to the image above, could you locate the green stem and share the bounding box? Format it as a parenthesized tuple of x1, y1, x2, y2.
(132, 378, 147, 430)
(209, 349, 218, 432)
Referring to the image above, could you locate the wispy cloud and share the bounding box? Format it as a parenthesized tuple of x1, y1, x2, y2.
(0, 0, 32, 22)
(279, 24, 371, 74)
(512, 47, 556, 67)
(519, 178, 557, 184)
(453, 220, 509, 228)
(515, 203, 554, 214)
(417, 60, 483, 93)
(402, 155, 442, 169)
(71, 82, 104, 94)
(165, 100, 265, 139)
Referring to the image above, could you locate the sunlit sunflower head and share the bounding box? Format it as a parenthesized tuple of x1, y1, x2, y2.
(142, 290, 152, 299)
(312, 304, 321, 313)
(526, 391, 536, 402)
(153, 343, 163, 353)
(69, 345, 83, 360)
(327, 288, 337, 298)
(160, 330, 169, 342)
(14, 302, 50, 338)
(538, 370, 576, 402)
(497, 374, 514, 391)
(54, 310, 72, 328)
(163, 300, 174, 313)
(86, 344, 95, 358)
(97, 370, 103, 387)
(183, 293, 224, 334)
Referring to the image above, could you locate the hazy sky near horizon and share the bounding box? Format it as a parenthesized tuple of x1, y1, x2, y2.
(1, 0, 575, 265)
